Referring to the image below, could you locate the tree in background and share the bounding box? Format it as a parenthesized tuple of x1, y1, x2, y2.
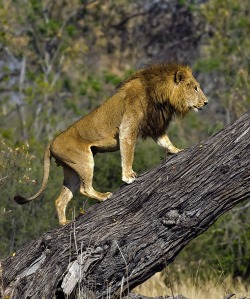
(195, 0, 250, 123)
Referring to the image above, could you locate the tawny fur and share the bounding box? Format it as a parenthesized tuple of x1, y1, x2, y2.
(14, 62, 208, 225)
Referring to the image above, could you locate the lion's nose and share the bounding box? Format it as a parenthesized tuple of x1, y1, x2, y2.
(204, 101, 208, 105)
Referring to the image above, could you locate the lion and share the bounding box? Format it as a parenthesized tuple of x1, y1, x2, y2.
(14, 62, 208, 225)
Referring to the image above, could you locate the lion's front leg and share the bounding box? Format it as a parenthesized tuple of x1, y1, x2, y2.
(119, 117, 138, 184)
(120, 137, 137, 184)
(155, 134, 182, 154)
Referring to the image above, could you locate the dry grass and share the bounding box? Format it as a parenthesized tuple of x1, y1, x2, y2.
(134, 272, 250, 299)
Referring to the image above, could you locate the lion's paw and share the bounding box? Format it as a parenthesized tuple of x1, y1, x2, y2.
(168, 147, 183, 154)
(60, 219, 71, 226)
(102, 192, 112, 201)
(122, 171, 137, 184)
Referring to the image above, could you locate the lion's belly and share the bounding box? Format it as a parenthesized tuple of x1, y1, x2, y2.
(91, 137, 120, 154)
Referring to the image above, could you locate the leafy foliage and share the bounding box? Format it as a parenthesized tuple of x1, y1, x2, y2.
(195, 0, 250, 123)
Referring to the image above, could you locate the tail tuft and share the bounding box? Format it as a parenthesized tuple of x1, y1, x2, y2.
(14, 195, 30, 205)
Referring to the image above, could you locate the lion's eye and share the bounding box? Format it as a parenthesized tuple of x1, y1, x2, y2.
(194, 86, 198, 93)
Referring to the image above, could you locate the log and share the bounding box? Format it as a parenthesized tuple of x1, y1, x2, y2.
(1, 110, 250, 299)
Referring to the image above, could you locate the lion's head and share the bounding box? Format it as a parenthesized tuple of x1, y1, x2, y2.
(134, 63, 208, 118)
(169, 64, 208, 116)
(121, 62, 208, 138)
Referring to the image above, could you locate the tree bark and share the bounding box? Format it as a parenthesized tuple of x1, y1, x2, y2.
(1, 111, 250, 299)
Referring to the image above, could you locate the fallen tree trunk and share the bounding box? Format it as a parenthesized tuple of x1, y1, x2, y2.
(1, 110, 250, 299)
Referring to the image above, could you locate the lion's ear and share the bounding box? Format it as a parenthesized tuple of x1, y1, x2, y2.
(174, 70, 186, 84)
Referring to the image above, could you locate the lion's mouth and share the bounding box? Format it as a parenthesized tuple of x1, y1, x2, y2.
(193, 106, 203, 112)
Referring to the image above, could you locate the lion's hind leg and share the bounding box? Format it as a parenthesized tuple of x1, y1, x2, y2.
(55, 166, 80, 226)
(80, 182, 112, 201)
(67, 146, 112, 201)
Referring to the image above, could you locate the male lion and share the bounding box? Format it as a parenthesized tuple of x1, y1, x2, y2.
(14, 62, 208, 225)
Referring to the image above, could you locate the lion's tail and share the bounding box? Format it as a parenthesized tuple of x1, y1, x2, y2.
(14, 142, 52, 205)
